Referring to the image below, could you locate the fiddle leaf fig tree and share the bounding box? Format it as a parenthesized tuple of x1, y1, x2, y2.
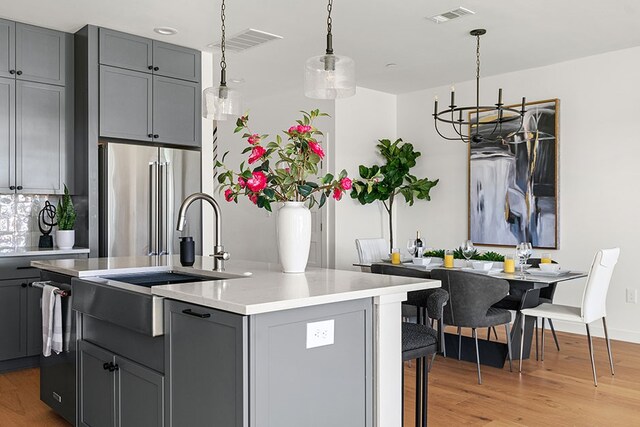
(350, 138, 439, 252)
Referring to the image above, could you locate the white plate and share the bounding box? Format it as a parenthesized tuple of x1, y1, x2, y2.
(526, 268, 571, 277)
(461, 267, 502, 275)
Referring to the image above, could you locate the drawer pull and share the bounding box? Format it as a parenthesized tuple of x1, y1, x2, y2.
(182, 308, 211, 319)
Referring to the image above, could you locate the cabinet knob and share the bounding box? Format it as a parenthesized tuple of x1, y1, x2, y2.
(9, 70, 15, 75)
(103, 362, 110, 371)
(16, 186, 23, 190)
(113, 363, 119, 372)
(148, 65, 153, 70)
(9, 186, 15, 190)
(153, 66, 159, 71)
(16, 70, 22, 75)
(148, 133, 153, 138)
(21, 283, 27, 288)
(153, 134, 159, 139)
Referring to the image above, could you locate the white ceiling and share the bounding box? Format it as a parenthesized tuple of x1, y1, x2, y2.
(3, 0, 640, 99)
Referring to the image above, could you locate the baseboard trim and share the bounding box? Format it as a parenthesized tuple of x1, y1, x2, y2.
(548, 320, 640, 344)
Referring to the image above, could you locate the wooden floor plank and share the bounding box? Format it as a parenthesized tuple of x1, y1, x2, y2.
(1, 329, 639, 426)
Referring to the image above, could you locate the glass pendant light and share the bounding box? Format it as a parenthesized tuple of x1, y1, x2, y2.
(202, 0, 242, 120)
(304, 0, 355, 99)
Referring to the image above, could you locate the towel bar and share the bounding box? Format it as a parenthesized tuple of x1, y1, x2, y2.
(30, 281, 71, 297)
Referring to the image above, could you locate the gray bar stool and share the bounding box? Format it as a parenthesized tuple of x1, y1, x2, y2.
(402, 322, 438, 427)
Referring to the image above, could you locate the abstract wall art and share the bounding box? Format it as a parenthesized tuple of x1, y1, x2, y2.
(468, 99, 559, 248)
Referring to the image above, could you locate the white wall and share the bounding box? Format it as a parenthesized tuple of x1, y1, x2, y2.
(332, 87, 397, 270)
(396, 46, 640, 342)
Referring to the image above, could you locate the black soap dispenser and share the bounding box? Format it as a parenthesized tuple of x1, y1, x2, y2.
(179, 236, 195, 267)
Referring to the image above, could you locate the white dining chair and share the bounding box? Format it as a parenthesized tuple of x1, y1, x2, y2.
(355, 238, 389, 268)
(518, 248, 620, 386)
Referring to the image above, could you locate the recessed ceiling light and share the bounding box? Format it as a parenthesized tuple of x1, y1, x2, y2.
(154, 27, 178, 36)
(385, 63, 398, 68)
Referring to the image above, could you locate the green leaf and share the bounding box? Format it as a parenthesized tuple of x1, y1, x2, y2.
(297, 184, 313, 198)
(319, 192, 327, 208)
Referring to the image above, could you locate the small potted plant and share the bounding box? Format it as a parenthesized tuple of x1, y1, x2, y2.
(56, 185, 77, 250)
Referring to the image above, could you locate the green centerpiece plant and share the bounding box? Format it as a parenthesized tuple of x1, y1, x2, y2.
(55, 185, 77, 250)
(350, 138, 439, 252)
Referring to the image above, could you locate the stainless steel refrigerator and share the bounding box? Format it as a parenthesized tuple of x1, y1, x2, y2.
(99, 142, 202, 257)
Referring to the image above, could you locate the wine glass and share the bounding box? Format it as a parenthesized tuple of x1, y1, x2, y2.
(516, 242, 531, 278)
(462, 240, 475, 267)
(407, 239, 416, 258)
(523, 242, 533, 266)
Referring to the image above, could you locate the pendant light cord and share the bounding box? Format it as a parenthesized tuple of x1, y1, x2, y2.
(326, 0, 334, 54)
(475, 33, 481, 129)
(219, 0, 227, 85)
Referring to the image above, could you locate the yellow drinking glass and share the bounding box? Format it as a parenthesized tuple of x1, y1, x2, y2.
(391, 249, 401, 265)
(444, 250, 454, 268)
(504, 255, 516, 273)
(541, 253, 552, 264)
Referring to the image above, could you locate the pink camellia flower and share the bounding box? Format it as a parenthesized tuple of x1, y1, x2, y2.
(248, 193, 258, 205)
(248, 146, 266, 164)
(340, 177, 352, 191)
(238, 177, 246, 188)
(247, 134, 260, 145)
(332, 187, 343, 201)
(224, 188, 234, 202)
(296, 125, 306, 133)
(288, 126, 297, 134)
(246, 171, 268, 193)
(308, 140, 325, 159)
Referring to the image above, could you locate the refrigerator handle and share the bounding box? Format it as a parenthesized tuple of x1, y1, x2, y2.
(149, 162, 158, 255)
(158, 162, 168, 255)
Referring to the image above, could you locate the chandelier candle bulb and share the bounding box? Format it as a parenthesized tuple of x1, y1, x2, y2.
(498, 88, 503, 105)
(450, 88, 455, 107)
(434, 97, 438, 115)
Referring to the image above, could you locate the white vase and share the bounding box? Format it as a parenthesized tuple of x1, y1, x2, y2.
(56, 230, 75, 250)
(277, 202, 311, 273)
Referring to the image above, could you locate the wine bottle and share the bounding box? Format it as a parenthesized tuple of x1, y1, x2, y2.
(415, 231, 423, 258)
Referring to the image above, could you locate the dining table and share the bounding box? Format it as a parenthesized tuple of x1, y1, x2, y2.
(355, 260, 588, 368)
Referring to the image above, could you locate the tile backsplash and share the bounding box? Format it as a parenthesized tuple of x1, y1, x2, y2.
(0, 194, 59, 248)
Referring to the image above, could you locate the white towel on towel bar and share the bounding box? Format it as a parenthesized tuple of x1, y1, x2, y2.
(42, 284, 63, 357)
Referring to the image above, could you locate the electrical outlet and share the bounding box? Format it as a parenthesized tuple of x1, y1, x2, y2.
(306, 319, 335, 349)
(626, 288, 637, 304)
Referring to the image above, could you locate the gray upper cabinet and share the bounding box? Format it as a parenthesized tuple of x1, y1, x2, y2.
(15, 81, 65, 193)
(153, 76, 200, 147)
(0, 280, 27, 361)
(0, 78, 15, 192)
(0, 19, 15, 79)
(100, 66, 153, 142)
(152, 41, 200, 82)
(15, 23, 67, 86)
(99, 28, 153, 74)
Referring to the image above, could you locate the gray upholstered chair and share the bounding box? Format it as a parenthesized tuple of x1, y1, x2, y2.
(402, 322, 438, 427)
(430, 269, 513, 384)
(370, 264, 449, 359)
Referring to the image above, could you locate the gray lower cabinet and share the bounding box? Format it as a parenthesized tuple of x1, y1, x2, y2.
(15, 81, 66, 193)
(0, 279, 27, 361)
(79, 340, 165, 427)
(0, 77, 15, 192)
(165, 300, 247, 427)
(99, 65, 153, 142)
(26, 280, 43, 356)
(99, 28, 153, 74)
(152, 41, 201, 83)
(15, 23, 68, 86)
(153, 76, 200, 147)
(0, 19, 15, 79)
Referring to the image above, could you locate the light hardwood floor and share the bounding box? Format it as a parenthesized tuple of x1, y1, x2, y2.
(1, 329, 639, 426)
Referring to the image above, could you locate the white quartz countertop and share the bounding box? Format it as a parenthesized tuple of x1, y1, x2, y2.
(0, 246, 90, 258)
(31, 256, 440, 315)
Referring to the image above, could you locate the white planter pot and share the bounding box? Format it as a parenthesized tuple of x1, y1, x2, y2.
(276, 202, 311, 273)
(56, 230, 75, 250)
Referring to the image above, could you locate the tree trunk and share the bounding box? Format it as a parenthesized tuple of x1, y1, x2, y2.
(388, 196, 394, 253)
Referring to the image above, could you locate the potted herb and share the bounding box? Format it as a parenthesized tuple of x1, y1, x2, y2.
(56, 185, 76, 250)
(350, 138, 439, 252)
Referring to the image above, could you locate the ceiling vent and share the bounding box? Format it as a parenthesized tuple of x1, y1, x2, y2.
(428, 7, 475, 24)
(209, 28, 283, 53)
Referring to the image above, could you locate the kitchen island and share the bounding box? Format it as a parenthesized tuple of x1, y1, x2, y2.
(33, 256, 440, 427)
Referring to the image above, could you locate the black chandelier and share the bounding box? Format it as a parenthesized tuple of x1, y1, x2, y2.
(433, 29, 526, 144)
